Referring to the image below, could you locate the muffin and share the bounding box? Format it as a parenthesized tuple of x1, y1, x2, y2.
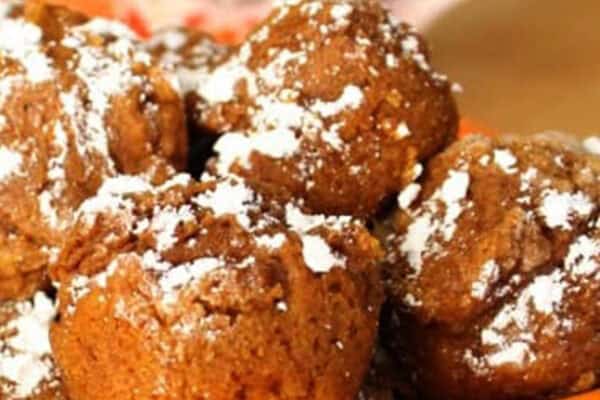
(147, 27, 230, 176)
(196, 0, 457, 217)
(382, 134, 600, 399)
(0, 291, 65, 400)
(0, 1, 187, 300)
(50, 173, 383, 400)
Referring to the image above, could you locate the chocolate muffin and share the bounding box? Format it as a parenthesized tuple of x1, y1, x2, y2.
(50, 173, 383, 400)
(382, 134, 600, 399)
(0, 1, 187, 300)
(0, 291, 65, 400)
(196, 0, 457, 217)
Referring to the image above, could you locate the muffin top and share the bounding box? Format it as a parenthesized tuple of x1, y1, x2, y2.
(385, 134, 600, 329)
(50, 173, 383, 399)
(0, 0, 186, 299)
(194, 0, 457, 217)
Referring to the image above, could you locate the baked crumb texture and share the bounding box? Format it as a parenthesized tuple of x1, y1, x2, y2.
(191, 0, 458, 217)
(0, 1, 187, 300)
(383, 134, 600, 400)
(49, 173, 383, 400)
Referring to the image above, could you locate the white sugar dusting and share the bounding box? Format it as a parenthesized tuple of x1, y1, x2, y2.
(0, 19, 54, 83)
(330, 4, 353, 21)
(285, 204, 352, 273)
(213, 130, 300, 176)
(471, 260, 500, 300)
(301, 234, 345, 273)
(394, 122, 411, 139)
(159, 257, 223, 294)
(467, 269, 568, 372)
(199, 30, 367, 177)
(0, 147, 23, 182)
(77, 175, 152, 226)
(397, 183, 421, 210)
(493, 149, 518, 174)
(538, 189, 594, 230)
(151, 205, 196, 252)
(311, 85, 364, 118)
(564, 235, 600, 277)
(38, 121, 71, 230)
(0, 292, 57, 399)
(193, 180, 259, 229)
(255, 233, 287, 251)
(400, 170, 471, 275)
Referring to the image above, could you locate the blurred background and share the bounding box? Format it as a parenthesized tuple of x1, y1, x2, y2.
(41, 0, 600, 138)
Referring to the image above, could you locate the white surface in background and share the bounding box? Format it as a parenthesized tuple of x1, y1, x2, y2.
(386, 0, 467, 28)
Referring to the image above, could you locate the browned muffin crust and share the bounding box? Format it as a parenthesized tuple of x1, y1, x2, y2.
(50, 173, 383, 400)
(195, 0, 457, 217)
(382, 134, 600, 400)
(0, 1, 187, 300)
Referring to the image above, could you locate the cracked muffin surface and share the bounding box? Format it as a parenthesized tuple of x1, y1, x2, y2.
(382, 134, 600, 400)
(50, 173, 383, 400)
(196, 0, 457, 217)
(0, 1, 187, 300)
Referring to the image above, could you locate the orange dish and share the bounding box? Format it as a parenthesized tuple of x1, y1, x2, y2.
(567, 390, 600, 400)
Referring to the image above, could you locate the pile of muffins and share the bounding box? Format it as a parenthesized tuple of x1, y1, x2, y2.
(0, 0, 597, 399)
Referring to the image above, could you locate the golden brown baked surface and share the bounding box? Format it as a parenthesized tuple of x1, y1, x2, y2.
(50, 173, 383, 400)
(382, 134, 600, 399)
(0, 1, 187, 300)
(193, 0, 457, 217)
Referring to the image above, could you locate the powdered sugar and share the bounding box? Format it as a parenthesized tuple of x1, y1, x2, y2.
(0, 292, 58, 399)
(400, 170, 471, 275)
(493, 149, 518, 174)
(0, 147, 23, 182)
(37, 121, 70, 230)
(213, 130, 301, 175)
(311, 85, 364, 118)
(159, 257, 223, 294)
(301, 234, 346, 273)
(397, 183, 421, 210)
(394, 122, 411, 139)
(284, 204, 352, 273)
(564, 235, 600, 277)
(151, 205, 196, 252)
(330, 3, 353, 24)
(193, 179, 259, 230)
(538, 189, 594, 230)
(0, 19, 54, 83)
(468, 269, 568, 372)
(255, 233, 287, 250)
(471, 260, 500, 300)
